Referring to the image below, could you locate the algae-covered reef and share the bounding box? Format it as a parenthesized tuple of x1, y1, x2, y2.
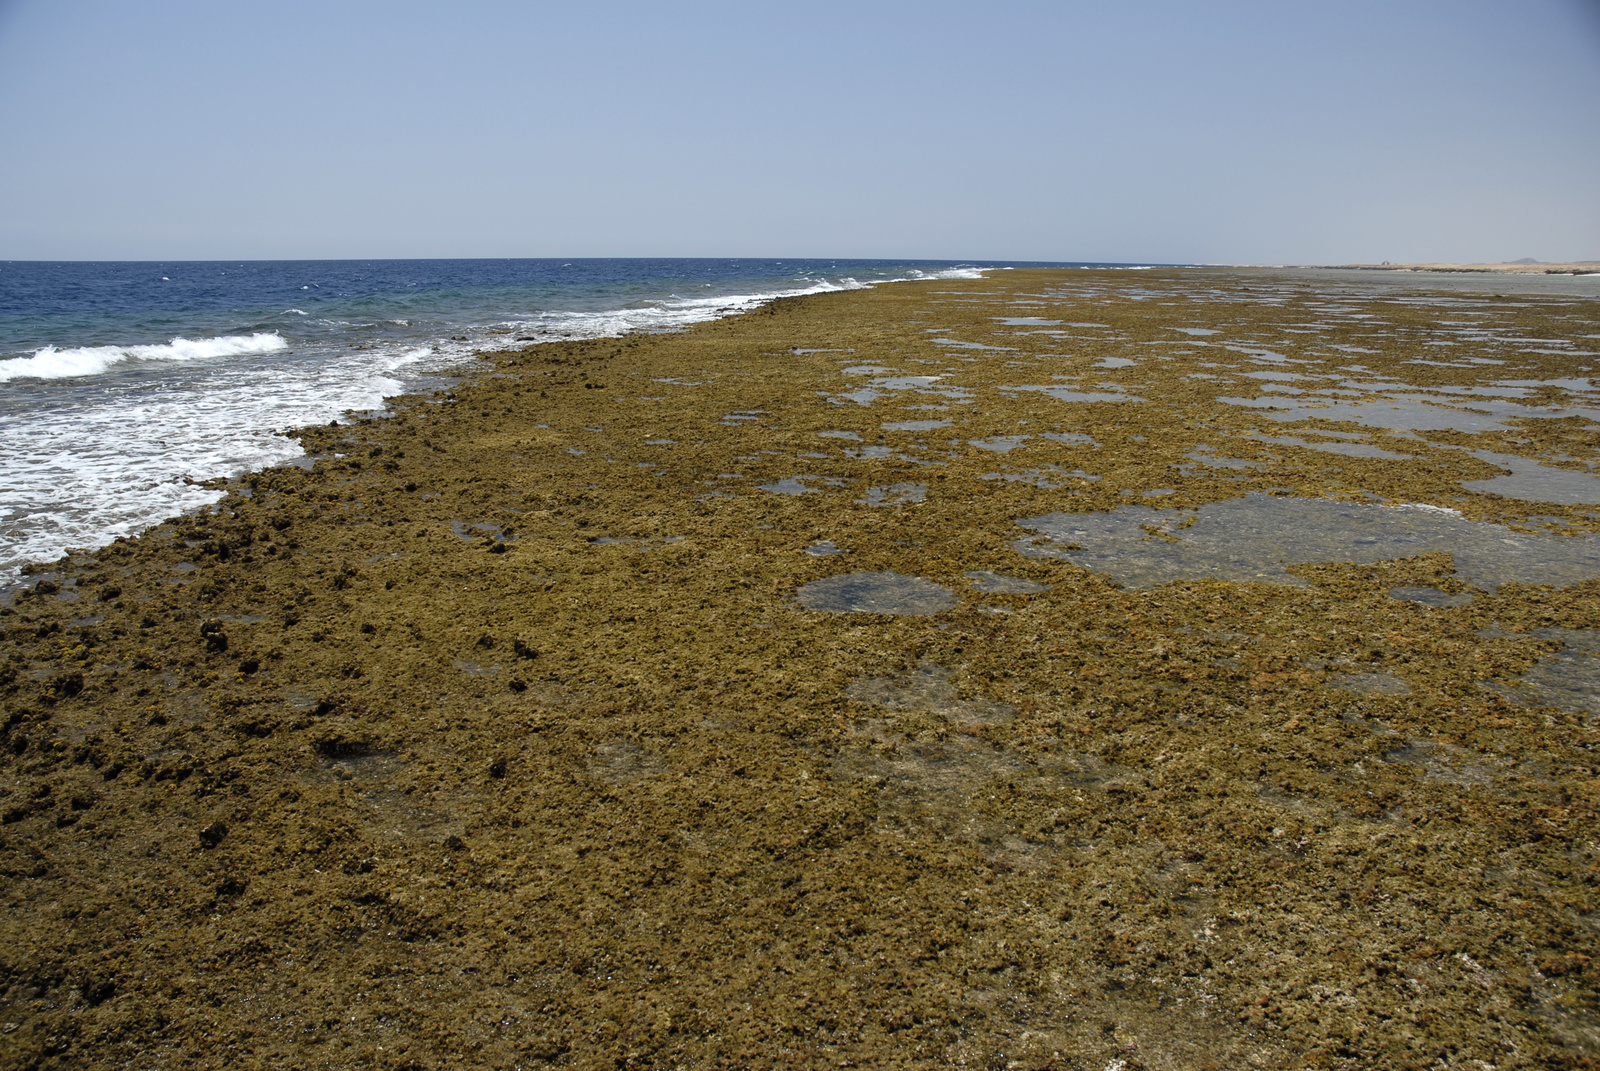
(3, 269, 1600, 1069)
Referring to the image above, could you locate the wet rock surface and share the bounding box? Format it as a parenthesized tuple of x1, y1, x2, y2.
(2, 269, 1599, 1069)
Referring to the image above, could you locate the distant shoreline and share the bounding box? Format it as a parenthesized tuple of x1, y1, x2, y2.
(1326, 260, 1600, 276)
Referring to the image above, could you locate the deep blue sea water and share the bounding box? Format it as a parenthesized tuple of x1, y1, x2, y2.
(0, 258, 1101, 574)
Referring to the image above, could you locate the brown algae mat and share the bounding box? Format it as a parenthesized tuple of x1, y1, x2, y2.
(3, 268, 1600, 1069)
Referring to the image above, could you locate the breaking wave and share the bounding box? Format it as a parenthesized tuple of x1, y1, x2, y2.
(0, 332, 288, 382)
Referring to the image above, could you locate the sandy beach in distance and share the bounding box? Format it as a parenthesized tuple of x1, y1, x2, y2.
(3, 267, 1599, 1069)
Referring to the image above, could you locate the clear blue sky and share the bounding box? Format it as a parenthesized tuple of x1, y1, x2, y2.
(0, 0, 1596, 263)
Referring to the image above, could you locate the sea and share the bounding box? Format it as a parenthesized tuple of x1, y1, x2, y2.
(0, 258, 1107, 577)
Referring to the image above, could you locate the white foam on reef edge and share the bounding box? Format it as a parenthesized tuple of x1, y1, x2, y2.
(0, 333, 288, 382)
(492, 268, 993, 342)
(899, 267, 989, 281)
(0, 340, 443, 577)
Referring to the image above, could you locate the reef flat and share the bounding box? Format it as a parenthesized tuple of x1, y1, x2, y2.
(3, 268, 1600, 1069)
(1335, 262, 1600, 276)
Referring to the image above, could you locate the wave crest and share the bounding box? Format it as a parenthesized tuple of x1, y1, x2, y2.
(0, 332, 288, 383)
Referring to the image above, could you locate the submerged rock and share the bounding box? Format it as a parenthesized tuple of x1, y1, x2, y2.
(794, 572, 956, 615)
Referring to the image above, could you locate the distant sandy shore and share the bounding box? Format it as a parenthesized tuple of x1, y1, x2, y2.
(1331, 261, 1600, 275)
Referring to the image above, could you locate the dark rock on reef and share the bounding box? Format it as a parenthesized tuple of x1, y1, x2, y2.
(199, 620, 227, 652)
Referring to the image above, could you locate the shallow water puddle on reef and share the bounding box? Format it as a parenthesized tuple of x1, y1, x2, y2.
(883, 419, 951, 432)
(1040, 431, 1098, 446)
(1460, 450, 1600, 505)
(964, 569, 1048, 594)
(846, 662, 1014, 725)
(931, 337, 1015, 352)
(1326, 671, 1412, 696)
(1221, 381, 1600, 435)
(982, 465, 1094, 489)
(588, 739, 669, 784)
(1015, 492, 1600, 590)
(304, 748, 471, 842)
(1001, 384, 1145, 404)
(1183, 446, 1263, 470)
(969, 435, 1030, 453)
(1246, 432, 1414, 461)
(311, 747, 404, 784)
(794, 571, 956, 614)
(1390, 585, 1472, 608)
(1379, 739, 1508, 786)
(450, 519, 515, 542)
(1484, 629, 1600, 720)
(859, 482, 927, 507)
(844, 445, 899, 461)
(757, 475, 846, 495)
(826, 369, 974, 408)
(833, 728, 1125, 867)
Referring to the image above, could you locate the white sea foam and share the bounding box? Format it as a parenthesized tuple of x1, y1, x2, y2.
(495, 280, 857, 341)
(0, 332, 287, 382)
(902, 267, 988, 280)
(493, 269, 989, 343)
(0, 337, 450, 575)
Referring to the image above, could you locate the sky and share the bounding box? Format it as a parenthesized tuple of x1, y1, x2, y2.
(0, 0, 1596, 264)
